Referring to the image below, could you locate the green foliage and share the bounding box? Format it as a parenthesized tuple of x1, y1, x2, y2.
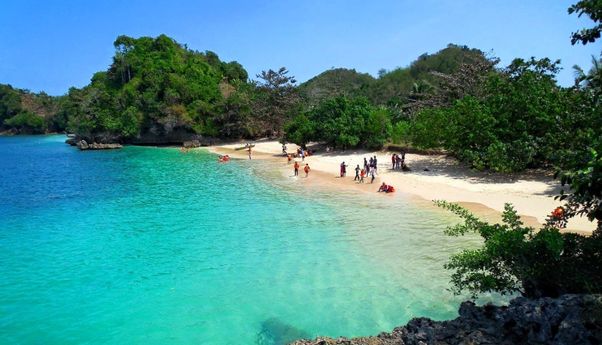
(0, 84, 23, 125)
(251, 67, 301, 137)
(367, 44, 489, 108)
(66, 34, 251, 140)
(284, 96, 392, 149)
(409, 58, 571, 172)
(390, 120, 410, 145)
(436, 201, 602, 298)
(568, 0, 602, 45)
(283, 114, 313, 146)
(4, 111, 46, 133)
(298, 68, 375, 106)
(0, 83, 63, 133)
(558, 144, 602, 233)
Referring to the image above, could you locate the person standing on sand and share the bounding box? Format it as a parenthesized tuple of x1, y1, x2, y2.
(373, 156, 378, 173)
(247, 145, 252, 160)
(294, 161, 300, 176)
(340, 161, 348, 177)
(304, 164, 310, 177)
(370, 166, 376, 184)
(354, 164, 361, 181)
(360, 168, 366, 183)
(392, 154, 397, 170)
(364, 157, 368, 173)
(301, 149, 305, 161)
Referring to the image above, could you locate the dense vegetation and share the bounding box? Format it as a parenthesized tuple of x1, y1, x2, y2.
(298, 68, 375, 106)
(436, 1, 602, 300)
(59, 35, 252, 142)
(0, 2, 598, 174)
(0, 84, 63, 134)
(437, 201, 602, 298)
(284, 96, 391, 149)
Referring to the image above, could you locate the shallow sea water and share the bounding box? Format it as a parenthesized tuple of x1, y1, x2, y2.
(0, 135, 495, 344)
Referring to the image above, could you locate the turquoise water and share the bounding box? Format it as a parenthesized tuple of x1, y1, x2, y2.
(0, 135, 489, 344)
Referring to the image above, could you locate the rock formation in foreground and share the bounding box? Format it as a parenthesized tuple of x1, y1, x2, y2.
(291, 295, 602, 345)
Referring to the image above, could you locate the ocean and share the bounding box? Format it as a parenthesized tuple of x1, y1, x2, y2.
(0, 135, 491, 344)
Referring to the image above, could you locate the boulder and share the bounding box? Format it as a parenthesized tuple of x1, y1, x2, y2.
(76, 140, 89, 150)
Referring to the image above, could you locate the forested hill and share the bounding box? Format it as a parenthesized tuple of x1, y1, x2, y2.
(298, 68, 375, 106)
(0, 84, 64, 134)
(61, 34, 252, 144)
(367, 44, 489, 106)
(298, 45, 489, 108)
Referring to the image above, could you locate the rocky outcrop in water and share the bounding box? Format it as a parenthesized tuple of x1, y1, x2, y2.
(65, 130, 218, 148)
(291, 295, 602, 345)
(75, 140, 122, 150)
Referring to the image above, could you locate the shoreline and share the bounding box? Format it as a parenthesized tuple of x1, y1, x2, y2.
(205, 140, 595, 235)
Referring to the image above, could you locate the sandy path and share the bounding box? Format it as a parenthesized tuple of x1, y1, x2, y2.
(207, 140, 594, 234)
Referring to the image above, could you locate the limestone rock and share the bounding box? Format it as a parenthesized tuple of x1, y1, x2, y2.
(76, 139, 122, 150)
(291, 294, 602, 345)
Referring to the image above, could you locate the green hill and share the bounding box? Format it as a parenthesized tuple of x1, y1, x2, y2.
(62, 34, 251, 143)
(298, 68, 375, 106)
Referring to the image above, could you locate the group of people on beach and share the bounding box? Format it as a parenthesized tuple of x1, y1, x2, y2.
(284, 145, 313, 162)
(349, 156, 378, 184)
(285, 148, 407, 194)
(391, 152, 407, 170)
(220, 142, 407, 194)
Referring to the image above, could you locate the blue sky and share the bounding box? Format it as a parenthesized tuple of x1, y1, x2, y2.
(1, 0, 600, 95)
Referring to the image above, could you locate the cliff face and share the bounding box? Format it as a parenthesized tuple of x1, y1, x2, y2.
(291, 295, 602, 345)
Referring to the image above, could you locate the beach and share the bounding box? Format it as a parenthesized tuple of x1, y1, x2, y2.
(208, 140, 596, 234)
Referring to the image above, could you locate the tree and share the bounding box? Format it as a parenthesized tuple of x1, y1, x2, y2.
(436, 201, 602, 298)
(4, 111, 46, 134)
(568, 0, 602, 45)
(65, 35, 252, 141)
(284, 96, 392, 150)
(252, 67, 301, 137)
(408, 58, 569, 172)
(0, 84, 23, 126)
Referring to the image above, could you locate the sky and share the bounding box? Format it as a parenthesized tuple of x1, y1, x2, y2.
(1, 0, 600, 96)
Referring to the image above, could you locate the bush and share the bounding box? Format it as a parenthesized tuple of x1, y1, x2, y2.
(437, 201, 602, 298)
(4, 111, 46, 133)
(390, 120, 411, 145)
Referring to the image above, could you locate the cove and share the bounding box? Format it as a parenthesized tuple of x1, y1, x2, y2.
(0, 135, 493, 344)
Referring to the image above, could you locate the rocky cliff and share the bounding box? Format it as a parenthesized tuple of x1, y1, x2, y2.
(291, 295, 602, 345)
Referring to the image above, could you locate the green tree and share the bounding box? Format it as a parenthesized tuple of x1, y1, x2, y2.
(0, 84, 23, 126)
(568, 0, 602, 45)
(4, 111, 46, 133)
(437, 201, 602, 298)
(252, 67, 301, 137)
(285, 96, 391, 150)
(66, 34, 252, 141)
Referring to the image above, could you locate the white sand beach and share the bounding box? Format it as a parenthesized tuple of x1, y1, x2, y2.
(208, 140, 595, 234)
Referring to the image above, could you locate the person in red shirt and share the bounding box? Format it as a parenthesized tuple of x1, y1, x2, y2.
(304, 164, 311, 177)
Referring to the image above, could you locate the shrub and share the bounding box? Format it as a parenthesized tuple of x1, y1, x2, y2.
(437, 201, 602, 298)
(4, 111, 46, 133)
